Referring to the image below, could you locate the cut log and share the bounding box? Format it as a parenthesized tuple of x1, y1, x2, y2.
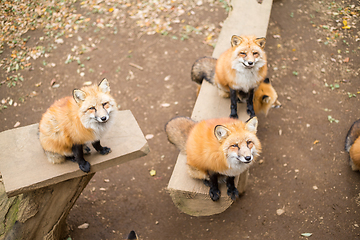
(0, 110, 149, 239)
(167, 0, 273, 216)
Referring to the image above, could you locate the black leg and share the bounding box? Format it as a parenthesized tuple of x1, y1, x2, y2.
(92, 140, 111, 155)
(208, 172, 221, 201)
(226, 176, 239, 201)
(229, 88, 239, 119)
(72, 144, 91, 173)
(246, 88, 256, 118)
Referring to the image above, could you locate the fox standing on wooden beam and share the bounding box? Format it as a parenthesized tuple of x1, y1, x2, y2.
(192, 35, 268, 119)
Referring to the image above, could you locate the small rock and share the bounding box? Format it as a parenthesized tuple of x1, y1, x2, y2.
(276, 208, 285, 215)
(78, 223, 89, 229)
(164, 75, 171, 81)
(161, 103, 170, 108)
(145, 134, 154, 140)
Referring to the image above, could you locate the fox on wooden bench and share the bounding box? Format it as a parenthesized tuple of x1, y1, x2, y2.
(0, 80, 149, 239)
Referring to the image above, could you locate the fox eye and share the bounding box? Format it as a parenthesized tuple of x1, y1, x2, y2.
(102, 102, 109, 107)
(230, 144, 239, 148)
(247, 140, 254, 148)
(239, 52, 246, 57)
(253, 52, 259, 57)
(88, 106, 95, 110)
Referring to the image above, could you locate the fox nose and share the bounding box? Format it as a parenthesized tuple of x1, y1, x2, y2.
(247, 61, 253, 66)
(245, 156, 252, 161)
(101, 116, 108, 122)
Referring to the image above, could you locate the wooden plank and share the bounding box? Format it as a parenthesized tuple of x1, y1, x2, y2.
(167, 0, 273, 216)
(0, 110, 149, 197)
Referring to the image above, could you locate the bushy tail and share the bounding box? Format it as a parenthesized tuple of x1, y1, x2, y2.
(191, 56, 217, 85)
(165, 117, 196, 154)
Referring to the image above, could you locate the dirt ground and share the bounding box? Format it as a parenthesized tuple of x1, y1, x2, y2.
(1, 0, 360, 239)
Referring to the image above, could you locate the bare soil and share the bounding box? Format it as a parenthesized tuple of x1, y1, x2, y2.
(1, 0, 360, 239)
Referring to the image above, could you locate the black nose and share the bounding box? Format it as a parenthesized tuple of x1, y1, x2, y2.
(101, 116, 107, 121)
(248, 61, 253, 65)
(245, 156, 251, 161)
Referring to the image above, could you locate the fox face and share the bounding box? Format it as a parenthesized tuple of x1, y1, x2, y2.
(231, 35, 267, 72)
(73, 78, 117, 137)
(254, 78, 282, 116)
(215, 117, 261, 176)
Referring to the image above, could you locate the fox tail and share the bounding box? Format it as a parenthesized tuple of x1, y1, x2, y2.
(191, 56, 217, 85)
(165, 117, 196, 154)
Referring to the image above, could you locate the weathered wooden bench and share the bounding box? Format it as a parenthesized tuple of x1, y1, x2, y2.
(167, 0, 273, 216)
(0, 110, 149, 239)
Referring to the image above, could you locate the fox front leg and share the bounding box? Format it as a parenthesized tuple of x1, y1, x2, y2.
(92, 140, 111, 155)
(72, 144, 91, 173)
(246, 88, 256, 118)
(226, 176, 239, 201)
(229, 88, 239, 119)
(208, 172, 221, 201)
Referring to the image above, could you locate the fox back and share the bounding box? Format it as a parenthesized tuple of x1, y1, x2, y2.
(345, 119, 360, 171)
(186, 117, 261, 178)
(253, 78, 281, 116)
(39, 78, 117, 161)
(215, 35, 267, 93)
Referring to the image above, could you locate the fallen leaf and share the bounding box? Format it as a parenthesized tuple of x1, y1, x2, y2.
(150, 169, 156, 176)
(313, 140, 319, 144)
(343, 57, 350, 63)
(14, 122, 20, 128)
(301, 233, 312, 237)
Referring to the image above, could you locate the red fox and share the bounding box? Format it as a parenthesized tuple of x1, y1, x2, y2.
(165, 116, 261, 201)
(192, 35, 267, 119)
(253, 78, 281, 116)
(345, 119, 360, 171)
(192, 57, 279, 116)
(39, 78, 117, 173)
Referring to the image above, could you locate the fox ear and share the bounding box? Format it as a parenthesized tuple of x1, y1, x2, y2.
(214, 125, 230, 141)
(73, 89, 86, 103)
(255, 37, 266, 49)
(231, 35, 243, 47)
(262, 95, 270, 103)
(99, 78, 110, 93)
(245, 117, 258, 133)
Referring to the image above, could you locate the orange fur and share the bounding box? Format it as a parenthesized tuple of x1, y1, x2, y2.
(253, 78, 281, 116)
(350, 138, 360, 170)
(185, 117, 261, 178)
(214, 35, 267, 96)
(39, 79, 117, 163)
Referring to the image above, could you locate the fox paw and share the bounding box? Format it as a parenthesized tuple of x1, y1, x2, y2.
(230, 113, 238, 119)
(99, 147, 111, 155)
(227, 187, 239, 201)
(209, 188, 221, 201)
(79, 161, 91, 173)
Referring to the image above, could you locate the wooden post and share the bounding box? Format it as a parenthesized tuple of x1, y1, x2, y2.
(0, 110, 149, 239)
(167, 0, 273, 216)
